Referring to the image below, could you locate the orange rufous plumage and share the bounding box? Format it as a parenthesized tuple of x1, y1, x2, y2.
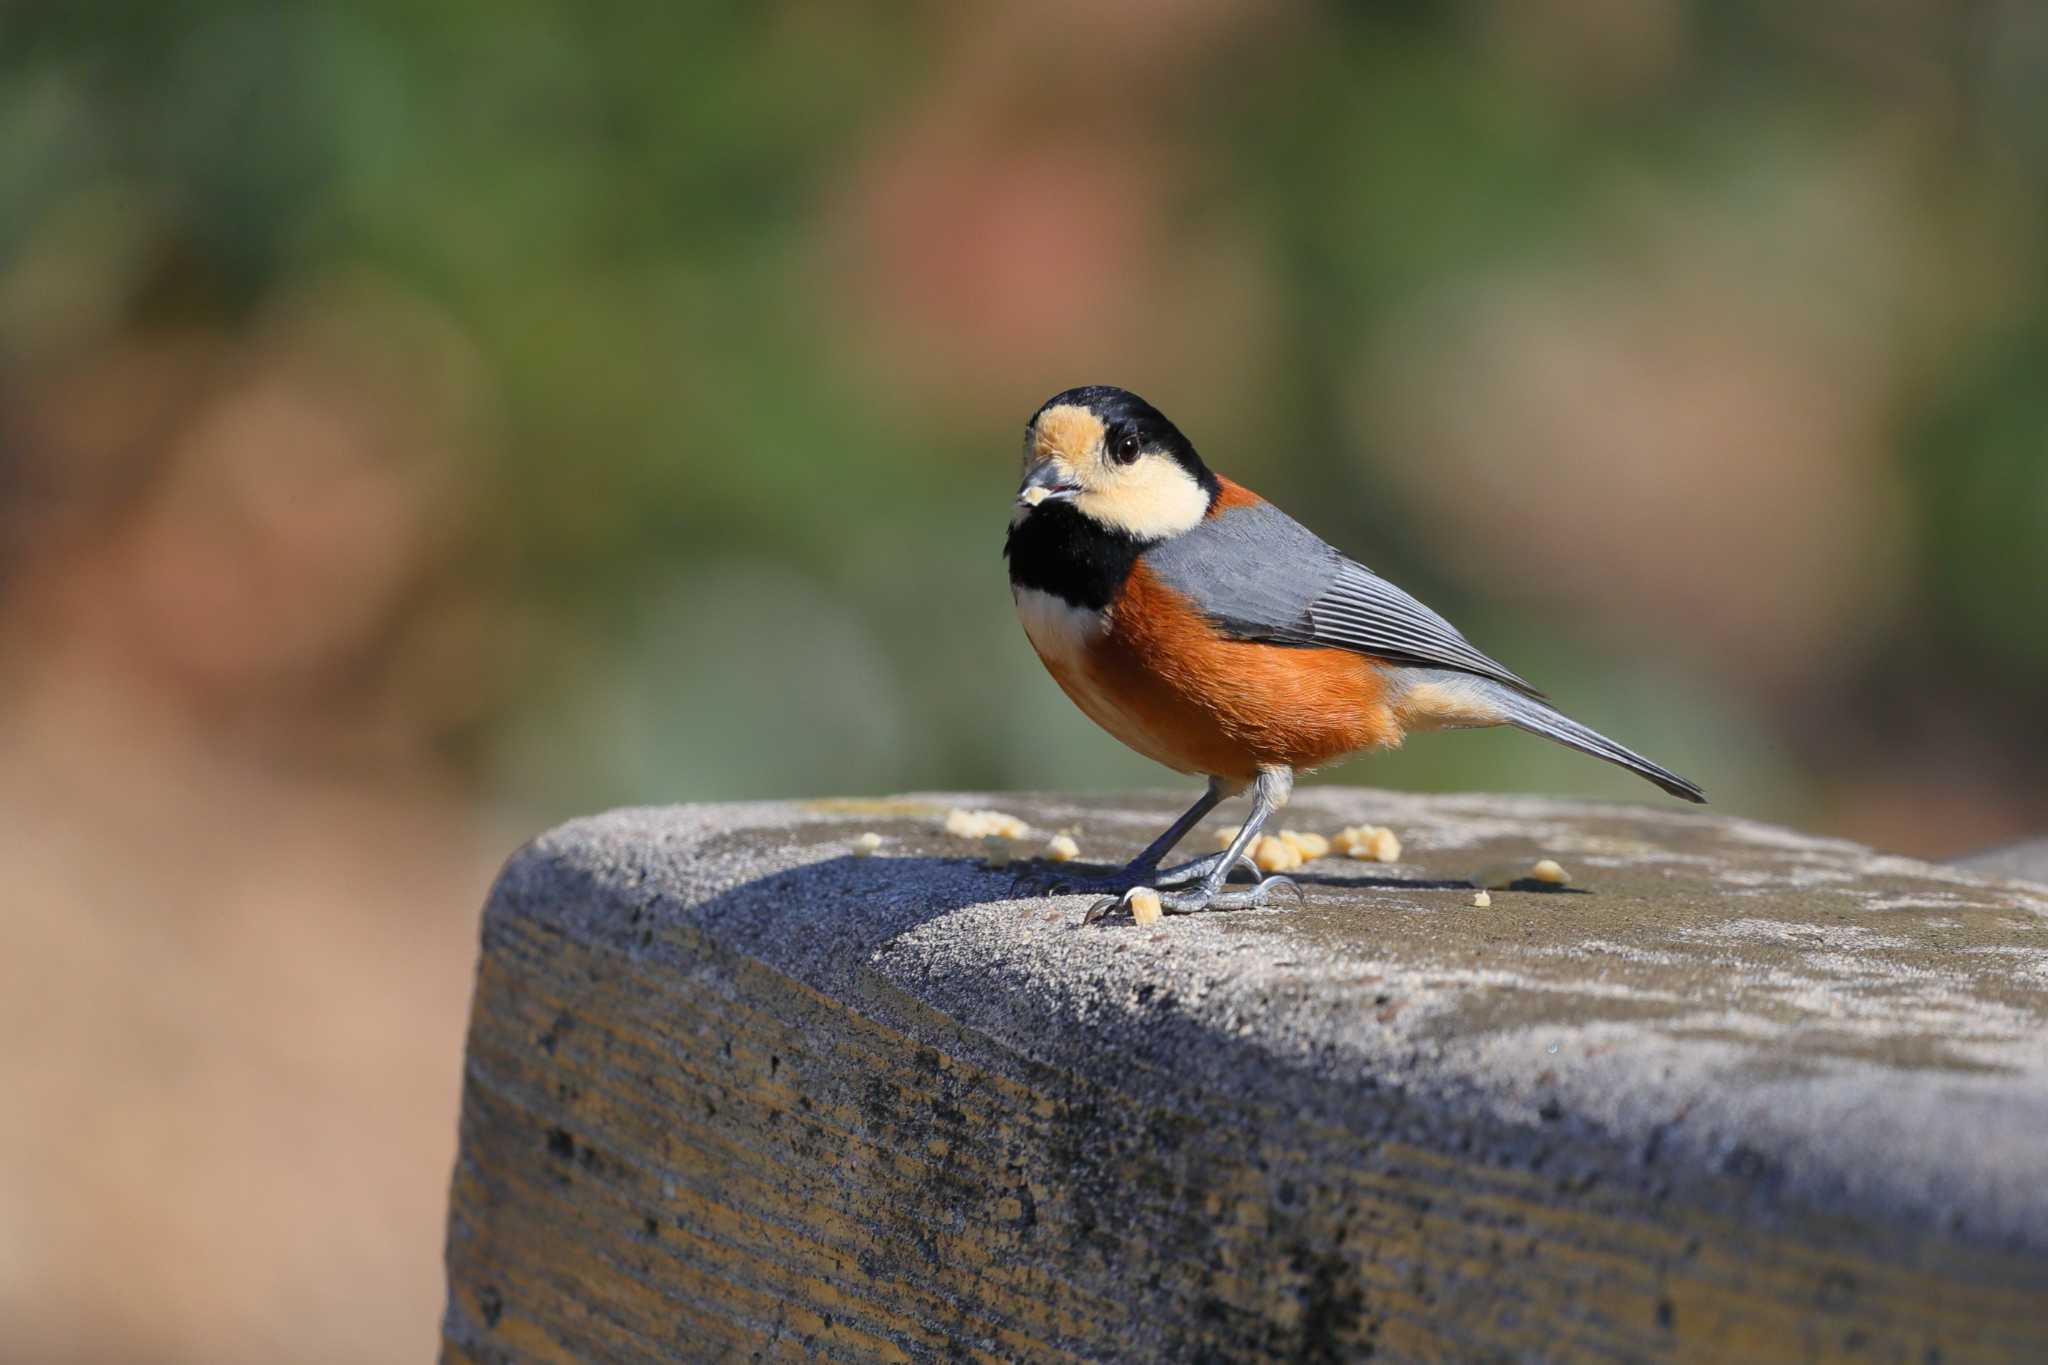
(1027, 470, 1407, 785)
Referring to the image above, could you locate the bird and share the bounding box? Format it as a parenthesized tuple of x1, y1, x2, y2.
(1004, 384, 1705, 921)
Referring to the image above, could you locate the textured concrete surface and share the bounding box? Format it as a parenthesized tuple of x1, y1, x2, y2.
(441, 791, 2048, 1362)
(1950, 837, 2048, 885)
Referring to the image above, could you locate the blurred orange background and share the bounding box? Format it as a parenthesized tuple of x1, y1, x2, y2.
(4, 2, 2046, 1359)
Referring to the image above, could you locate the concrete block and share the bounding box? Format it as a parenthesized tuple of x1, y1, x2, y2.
(441, 791, 2048, 1361)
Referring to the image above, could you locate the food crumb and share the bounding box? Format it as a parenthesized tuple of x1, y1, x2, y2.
(853, 832, 883, 856)
(1128, 888, 1163, 925)
(1472, 890, 1492, 908)
(1045, 833, 1081, 862)
(1020, 485, 1049, 507)
(1530, 858, 1569, 885)
(980, 835, 1012, 868)
(1332, 825, 1402, 862)
(1277, 830, 1330, 861)
(945, 808, 1030, 841)
(1251, 834, 1304, 873)
(1337, 826, 1402, 863)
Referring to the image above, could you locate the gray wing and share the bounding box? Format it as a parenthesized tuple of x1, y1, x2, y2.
(1142, 500, 1542, 697)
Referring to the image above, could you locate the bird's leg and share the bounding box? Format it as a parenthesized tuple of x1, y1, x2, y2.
(1024, 777, 1228, 896)
(1087, 766, 1303, 922)
(1024, 778, 1252, 895)
(1121, 776, 1229, 873)
(1144, 776, 1271, 886)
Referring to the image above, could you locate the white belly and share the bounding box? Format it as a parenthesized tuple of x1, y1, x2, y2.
(1013, 586, 1105, 670)
(1013, 585, 1203, 774)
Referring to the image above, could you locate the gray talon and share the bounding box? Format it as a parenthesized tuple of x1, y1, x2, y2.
(1082, 894, 1126, 925)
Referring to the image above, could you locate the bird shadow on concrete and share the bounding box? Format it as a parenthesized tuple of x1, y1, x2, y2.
(1002, 857, 1589, 901)
(1005, 857, 1474, 893)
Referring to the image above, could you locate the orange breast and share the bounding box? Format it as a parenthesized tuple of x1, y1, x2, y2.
(1046, 561, 1402, 783)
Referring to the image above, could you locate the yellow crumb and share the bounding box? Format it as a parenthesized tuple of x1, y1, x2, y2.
(1341, 827, 1402, 863)
(1251, 835, 1303, 873)
(1128, 888, 1163, 925)
(1045, 833, 1081, 862)
(853, 832, 883, 856)
(1331, 825, 1402, 861)
(1020, 485, 1049, 507)
(1278, 830, 1330, 861)
(1472, 890, 1491, 908)
(945, 807, 1030, 841)
(1530, 858, 1569, 885)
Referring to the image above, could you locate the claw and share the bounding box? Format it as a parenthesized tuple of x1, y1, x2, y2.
(1082, 894, 1126, 925)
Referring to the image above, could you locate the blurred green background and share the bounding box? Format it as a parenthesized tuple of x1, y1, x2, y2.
(4, 2, 2046, 1360)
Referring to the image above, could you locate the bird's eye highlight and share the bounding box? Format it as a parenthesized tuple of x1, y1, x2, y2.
(1112, 430, 1142, 464)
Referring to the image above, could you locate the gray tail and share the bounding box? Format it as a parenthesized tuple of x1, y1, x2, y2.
(1491, 689, 1707, 804)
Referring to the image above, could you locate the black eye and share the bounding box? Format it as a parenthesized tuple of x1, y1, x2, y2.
(1112, 430, 1143, 464)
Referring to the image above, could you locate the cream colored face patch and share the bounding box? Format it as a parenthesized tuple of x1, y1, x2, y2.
(1076, 454, 1207, 540)
(1023, 403, 1208, 541)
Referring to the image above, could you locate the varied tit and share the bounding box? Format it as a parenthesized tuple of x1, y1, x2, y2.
(1004, 385, 1705, 921)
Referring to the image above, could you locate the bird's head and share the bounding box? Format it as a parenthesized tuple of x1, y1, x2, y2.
(1014, 386, 1217, 539)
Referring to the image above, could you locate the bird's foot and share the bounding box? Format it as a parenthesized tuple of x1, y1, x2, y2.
(1083, 875, 1304, 925)
(1011, 849, 1254, 898)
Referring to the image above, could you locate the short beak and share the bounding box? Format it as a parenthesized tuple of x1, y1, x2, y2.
(1016, 459, 1081, 510)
